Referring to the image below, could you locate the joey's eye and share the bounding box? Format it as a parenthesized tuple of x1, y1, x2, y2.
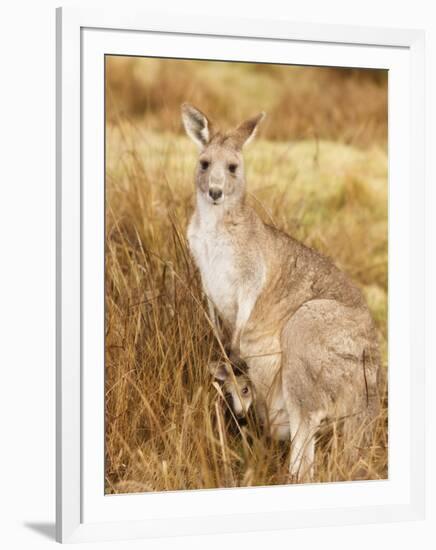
(200, 160, 210, 170)
(228, 163, 237, 174)
(241, 386, 249, 395)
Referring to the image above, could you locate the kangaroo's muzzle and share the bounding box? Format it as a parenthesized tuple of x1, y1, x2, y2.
(209, 187, 223, 201)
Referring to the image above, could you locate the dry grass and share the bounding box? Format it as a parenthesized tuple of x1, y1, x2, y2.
(106, 57, 387, 149)
(105, 57, 388, 494)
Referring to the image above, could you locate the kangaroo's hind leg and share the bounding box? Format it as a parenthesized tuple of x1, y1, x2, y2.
(286, 399, 322, 481)
(282, 354, 325, 481)
(281, 299, 381, 481)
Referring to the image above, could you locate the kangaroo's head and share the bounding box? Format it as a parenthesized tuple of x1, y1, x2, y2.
(181, 103, 265, 208)
(209, 359, 254, 420)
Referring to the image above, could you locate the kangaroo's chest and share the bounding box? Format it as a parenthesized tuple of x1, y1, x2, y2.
(188, 224, 241, 325)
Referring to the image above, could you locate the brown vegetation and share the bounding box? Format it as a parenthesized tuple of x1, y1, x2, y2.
(105, 57, 388, 493)
(106, 57, 387, 148)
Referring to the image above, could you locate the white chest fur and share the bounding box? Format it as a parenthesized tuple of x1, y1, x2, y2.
(187, 216, 240, 326)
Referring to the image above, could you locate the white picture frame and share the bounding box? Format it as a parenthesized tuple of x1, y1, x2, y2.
(56, 6, 426, 543)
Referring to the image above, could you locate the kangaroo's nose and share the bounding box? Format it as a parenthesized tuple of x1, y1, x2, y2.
(209, 188, 223, 201)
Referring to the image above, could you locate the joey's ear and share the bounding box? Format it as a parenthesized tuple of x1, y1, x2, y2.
(181, 103, 213, 149)
(208, 361, 231, 382)
(232, 112, 265, 149)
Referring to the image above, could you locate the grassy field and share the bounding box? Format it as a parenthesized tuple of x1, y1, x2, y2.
(105, 57, 388, 493)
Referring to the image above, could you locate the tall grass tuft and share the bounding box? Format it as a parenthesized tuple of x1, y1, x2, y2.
(105, 58, 388, 493)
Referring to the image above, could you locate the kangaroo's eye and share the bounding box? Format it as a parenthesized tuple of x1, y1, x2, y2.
(228, 163, 237, 174)
(241, 387, 249, 395)
(200, 160, 210, 170)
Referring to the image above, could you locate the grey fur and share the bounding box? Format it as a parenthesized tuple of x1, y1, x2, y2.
(182, 104, 381, 480)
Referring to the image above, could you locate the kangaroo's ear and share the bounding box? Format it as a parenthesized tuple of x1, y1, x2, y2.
(208, 361, 231, 382)
(181, 103, 213, 149)
(232, 112, 265, 149)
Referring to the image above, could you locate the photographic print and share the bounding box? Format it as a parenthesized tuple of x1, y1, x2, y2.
(104, 56, 388, 494)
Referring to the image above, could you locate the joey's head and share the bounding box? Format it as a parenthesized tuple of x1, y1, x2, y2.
(181, 103, 265, 208)
(209, 359, 254, 420)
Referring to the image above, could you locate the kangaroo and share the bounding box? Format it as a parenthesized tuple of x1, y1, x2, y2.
(209, 356, 294, 440)
(182, 103, 380, 480)
(208, 357, 254, 422)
